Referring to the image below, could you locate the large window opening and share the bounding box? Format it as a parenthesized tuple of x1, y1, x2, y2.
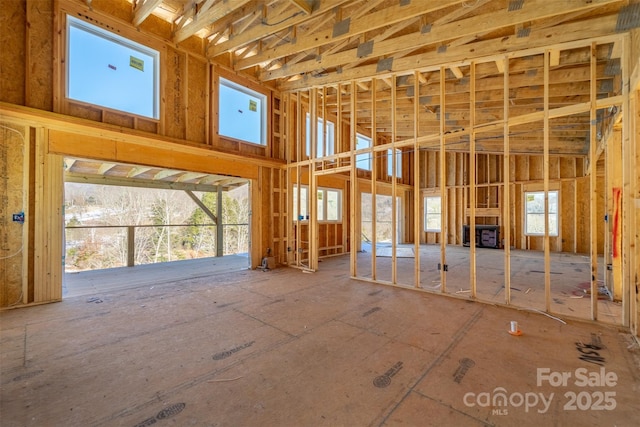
(218, 77, 267, 145)
(66, 16, 159, 119)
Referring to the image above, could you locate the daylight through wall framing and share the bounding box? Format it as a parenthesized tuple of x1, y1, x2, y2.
(284, 34, 631, 326)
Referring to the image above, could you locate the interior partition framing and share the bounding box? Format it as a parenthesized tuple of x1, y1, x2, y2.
(284, 34, 636, 330)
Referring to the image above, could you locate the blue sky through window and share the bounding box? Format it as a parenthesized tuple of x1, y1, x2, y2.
(67, 16, 158, 119)
(218, 78, 266, 145)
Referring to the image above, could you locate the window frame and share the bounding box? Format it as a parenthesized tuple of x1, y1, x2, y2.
(424, 196, 442, 232)
(218, 76, 268, 146)
(293, 185, 342, 223)
(356, 133, 372, 170)
(387, 148, 402, 178)
(306, 113, 335, 158)
(524, 190, 559, 236)
(66, 15, 160, 119)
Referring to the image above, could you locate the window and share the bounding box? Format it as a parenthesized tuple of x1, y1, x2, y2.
(293, 185, 342, 222)
(424, 196, 442, 232)
(388, 148, 402, 178)
(306, 114, 335, 158)
(292, 185, 309, 221)
(356, 133, 372, 170)
(525, 191, 558, 236)
(67, 16, 159, 119)
(218, 77, 267, 145)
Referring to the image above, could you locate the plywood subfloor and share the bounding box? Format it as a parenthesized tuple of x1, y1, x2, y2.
(358, 245, 622, 325)
(1, 255, 639, 426)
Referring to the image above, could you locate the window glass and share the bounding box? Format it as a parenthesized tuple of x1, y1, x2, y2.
(356, 134, 372, 170)
(293, 185, 341, 222)
(317, 190, 324, 221)
(219, 77, 267, 145)
(326, 190, 340, 221)
(388, 148, 401, 177)
(306, 114, 335, 157)
(525, 191, 558, 236)
(424, 196, 442, 232)
(67, 16, 159, 119)
(293, 185, 309, 220)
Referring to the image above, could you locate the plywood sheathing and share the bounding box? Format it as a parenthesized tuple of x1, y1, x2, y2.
(0, 0, 26, 105)
(0, 123, 26, 308)
(26, 0, 54, 111)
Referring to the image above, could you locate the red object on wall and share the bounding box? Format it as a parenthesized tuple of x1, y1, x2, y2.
(612, 187, 621, 259)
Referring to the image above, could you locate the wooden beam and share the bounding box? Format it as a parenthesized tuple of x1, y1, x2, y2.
(288, 0, 312, 15)
(234, 0, 447, 68)
(185, 190, 218, 224)
(266, 0, 618, 81)
(174, 0, 251, 44)
(97, 163, 117, 175)
(549, 49, 561, 66)
(132, 0, 163, 27)
(450, 66, 464, 79)
(127, 166, 153, 178)
(209, 0, 351, 56)
(279, 15, 620, 90)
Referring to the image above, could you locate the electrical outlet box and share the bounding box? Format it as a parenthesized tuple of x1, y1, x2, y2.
(12, 212, 25, 223)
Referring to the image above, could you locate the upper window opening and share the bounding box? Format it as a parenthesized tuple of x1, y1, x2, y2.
(525, 191, 559, 236)
(356, 133, 372, 170)
(388, 148, 401, 178)
(218, 77, 267, 146)
(306, 114, 335, 158)
(67, 16, 159, 119)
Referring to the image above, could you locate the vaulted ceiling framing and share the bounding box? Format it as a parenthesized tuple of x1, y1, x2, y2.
(126, 0, 634, 156)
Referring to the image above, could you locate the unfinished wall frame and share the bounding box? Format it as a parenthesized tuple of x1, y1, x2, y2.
(284, 34, 632, 328)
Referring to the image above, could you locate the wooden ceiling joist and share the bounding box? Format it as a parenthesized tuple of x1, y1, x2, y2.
(208, 0, 351, 57)
(280, 14, 620, 90)
(287, 0, 313, 15)
(133, 0, 164, 27)
(265, 0, 620, 83)
(174, 0, 252, 44)
(235, 0, 448, 70)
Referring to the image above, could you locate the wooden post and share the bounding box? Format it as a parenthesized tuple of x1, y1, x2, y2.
(414, 71, 421, 288)
(470, 62, 477, 298)
(371, 79, 377, 280)
(621, 36, 633, 330)
(544, 50, 551, 313)
(127, 226, 135, 267)
(589, 42, 598, 321)
(310, 88, 318, 270)
(503, 57, 511, 304)
(391, 75, 397, 285)
(439, 66, 447, 293)
(350, 81, 357, 277)
(216, 186, 223, 257)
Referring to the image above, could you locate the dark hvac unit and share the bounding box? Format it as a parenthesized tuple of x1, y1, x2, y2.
(462, 225, 500, 249)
